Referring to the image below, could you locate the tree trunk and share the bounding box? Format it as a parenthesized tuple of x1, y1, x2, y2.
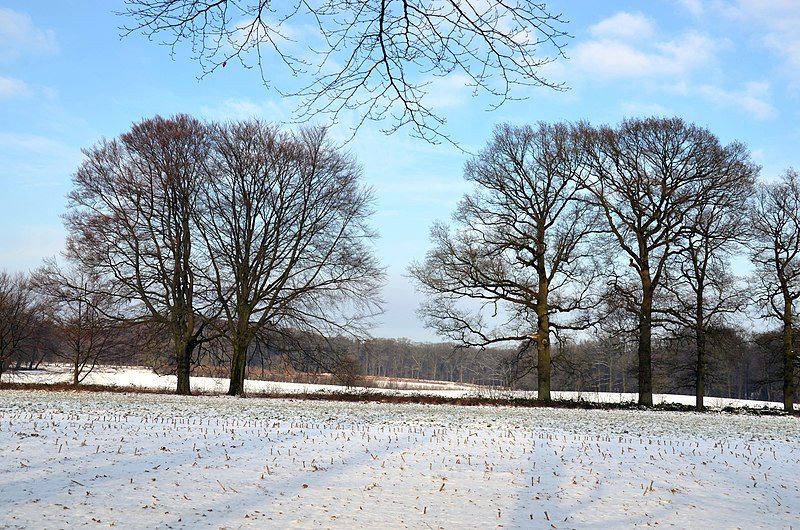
(638, 285, 654, 406)
(228, 339, 247, 396)
(695, 325, 706, 411)
(536, 311, 551, 402)
(782, 308, 794, 413)
(537, 337, 551, 401)
(227, 310, 253, 396)
(175, 337, 192, 395)
(73, 354, 80, 386)
(536, 249, 551, 402)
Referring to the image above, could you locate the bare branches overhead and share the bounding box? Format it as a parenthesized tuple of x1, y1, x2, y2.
(121, 0, 570, 142)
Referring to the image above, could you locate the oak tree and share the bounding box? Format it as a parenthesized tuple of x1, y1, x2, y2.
(581, 117, 757, 406)
(747, 169, 800, 412)
(410, 122, 599, 401)
(662, 153, 756, 409)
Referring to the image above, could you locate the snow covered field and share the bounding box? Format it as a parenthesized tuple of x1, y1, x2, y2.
(1, 384, 799, 528)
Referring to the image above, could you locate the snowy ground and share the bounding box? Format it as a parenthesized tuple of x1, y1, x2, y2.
(1, 372, 799, 529)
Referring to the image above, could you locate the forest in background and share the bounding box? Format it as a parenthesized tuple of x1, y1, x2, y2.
(0, 294, 790, 405)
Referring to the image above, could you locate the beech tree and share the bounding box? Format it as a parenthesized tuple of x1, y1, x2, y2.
(64, 114, 212, 395)
(198, 121, 384, 396)
(747, 169, 800, 412)
(581, 117, 758, 406)
(121, 0, 569, 142)
(410, 122, 599, 401)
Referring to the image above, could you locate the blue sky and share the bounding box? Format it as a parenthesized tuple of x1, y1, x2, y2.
(2, 1, 800, 341)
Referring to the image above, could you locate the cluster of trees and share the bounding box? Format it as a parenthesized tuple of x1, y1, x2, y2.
(0, 115, 384, 396)
(411, 117, 800, 412)
(16, 2, 796, 410)
(0, 272, 45, 380)
(0, 268, 140, 384)
(558, 327, 790, 404)
(171, 334, 516, 388)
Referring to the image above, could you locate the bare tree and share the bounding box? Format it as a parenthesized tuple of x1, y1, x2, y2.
(746, 169, 800, 412)
(198, 121, 384, 395)
(662, 154, 756, 409)
(581, 116, 758, 406)
(31, 260, 129, 386)
(0, 271, 40, 381)
(410, 122, 600, 401)
(120, 0, 569, 142)
(64, 114, 213, 395)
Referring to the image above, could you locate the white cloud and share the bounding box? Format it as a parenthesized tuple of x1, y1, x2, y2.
(421, 74, 474, 109)
(588, 12, 655, 41)
(199, 98, 289, 122)
(707, 1, 800, 87)
(749, 6, 800, 74)
(654, 32, 717, 70)
(620, 101, 670, 115)
(571, 29, 717, 80)
(566, 8, 779, 122)
(675, 0, 706, 18)
(0, 76, 29, 98)
(698, 82, 776, 119)
(0, 7, 57, 62)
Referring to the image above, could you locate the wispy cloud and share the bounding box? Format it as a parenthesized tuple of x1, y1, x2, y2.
(589, 12, 655, 41)
(571, 13, 717, 81)
(0, 132, 82, 185)
(0, 132, 69, 154)
(699, 82, 776, 119)
(675, 0, 707, 18)
(421, 74, 474, 110)
(620, 101, 670, 116)
(0, 76, 29, 99)
(0, 7, 57, 62)
(724, 1, 800, 87)
(564, 8, 781, 121)
(679, 1, 800, 89)
(199, 98, 289, 122)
